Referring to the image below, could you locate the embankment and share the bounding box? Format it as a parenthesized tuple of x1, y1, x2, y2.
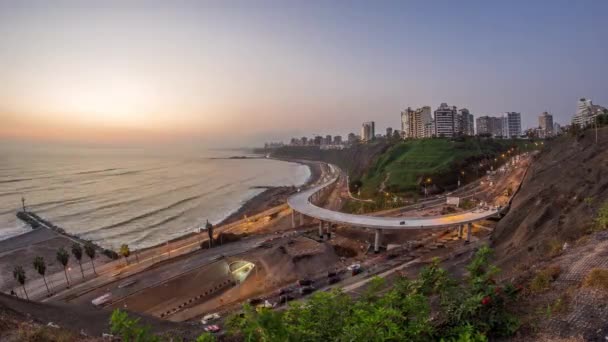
(492, 127, 608, 269)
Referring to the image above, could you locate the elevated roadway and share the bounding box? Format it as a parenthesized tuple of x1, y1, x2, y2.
(287, 165, 503, 252)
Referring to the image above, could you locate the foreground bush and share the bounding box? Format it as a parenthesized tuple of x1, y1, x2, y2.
(108, 246, 519, 341)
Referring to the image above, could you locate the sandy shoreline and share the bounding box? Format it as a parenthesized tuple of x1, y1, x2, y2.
(216, 159, 322, 226)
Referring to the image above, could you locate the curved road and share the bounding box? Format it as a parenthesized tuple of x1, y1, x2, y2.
(287, 166, 502, 230)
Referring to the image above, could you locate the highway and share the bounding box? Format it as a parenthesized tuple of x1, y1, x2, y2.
(288, 167, 502, 230)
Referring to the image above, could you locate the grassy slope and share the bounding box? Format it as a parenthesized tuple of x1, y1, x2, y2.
(358, 138, 530, 197)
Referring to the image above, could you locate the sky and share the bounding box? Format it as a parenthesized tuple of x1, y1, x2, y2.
(1, 0, 607, 147)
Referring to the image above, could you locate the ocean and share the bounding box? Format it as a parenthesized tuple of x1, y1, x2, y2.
(0, 145, 309, 250)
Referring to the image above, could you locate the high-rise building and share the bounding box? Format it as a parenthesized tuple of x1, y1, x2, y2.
(538, 112, 554, 136)
(333, 135, 342, 145)
(313, 136, 323, 145)
(476, 116, 503, 137)
(347, 133, 357, 144)
(401, 106, 432, 138)
(325, 135, 332, 145)
(361, 121, 375, 142)
(504, 112, 521, 138)
(434, 103, 457, 137)
(572, 97, 606, 127)
(456, 108, 475, 136)
(386, 127, 393, 138)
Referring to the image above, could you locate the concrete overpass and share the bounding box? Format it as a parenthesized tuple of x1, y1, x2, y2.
(287, 166, 503, 252)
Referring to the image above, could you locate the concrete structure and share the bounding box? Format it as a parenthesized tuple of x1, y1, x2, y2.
(505, 112, 522, 138)
(333, 135, 342, 145)
(538, 112, 554, 137)
(434, 103, 458, 137)
(476, 116, 504, 137)
(457, 108, 475, 136)
(361, 122, 375, 142)
(401, 106, 432, 139)
(386, 127, 393, 138)
(572, 97, 606, 127)
(288, 165, 502, 253)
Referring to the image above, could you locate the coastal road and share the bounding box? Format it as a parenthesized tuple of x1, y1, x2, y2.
(288, 173, 503, 230)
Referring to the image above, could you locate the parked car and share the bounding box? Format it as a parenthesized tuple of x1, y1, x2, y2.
(279, 295, 294, 304)
(299, 286, 316, 295)
(201, 313, 220, 325)
(278, 287, 293, 295)
(328, 276, 341, 285)
(248, 297, 263, 305)
(297, 279, 314, 287)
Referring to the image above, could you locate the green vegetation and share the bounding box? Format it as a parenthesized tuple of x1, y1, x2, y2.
(33, 256, 50, 295)
(120, 244, 131, 264)
(593, 201, 608, 231)
(107, 247, 519, 341)
(354, 138, 531, 198)
(84, 242, 97, 275)
(71, 243, 85, 279)
(226, 246, 520, 341)
(56, 247, 71, 287)
(582, 268, 608, 290)
(12, 265, 28, 300)
(529, 265, 561, 293)
(110, 309, 216, 342)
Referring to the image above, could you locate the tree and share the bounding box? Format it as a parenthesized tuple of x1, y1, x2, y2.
(71, 243, 85, 279)
(33, 256, 51, 295)
(56, 247, 70, 287)
(12, 265, 28, 300)
(206, 220, 214, 248)
(120, 244, 131, 265)
(84, 242, 97, 275)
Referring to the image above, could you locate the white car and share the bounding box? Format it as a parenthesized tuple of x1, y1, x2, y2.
(201, 313, 220, 325)
(91, 293, 112, 306)
(347, 264, 361, 271)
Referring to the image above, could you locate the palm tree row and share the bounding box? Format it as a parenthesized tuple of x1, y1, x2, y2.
(11, 241, 97, 299)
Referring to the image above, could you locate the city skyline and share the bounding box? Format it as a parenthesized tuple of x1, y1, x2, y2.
(1, 1, 607, 147)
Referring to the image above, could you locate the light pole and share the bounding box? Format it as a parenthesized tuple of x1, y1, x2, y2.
(424, 177, 432, 198)
(458, 171, 464, 188)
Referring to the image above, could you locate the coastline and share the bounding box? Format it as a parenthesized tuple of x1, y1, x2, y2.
(216, 159, 322, 226)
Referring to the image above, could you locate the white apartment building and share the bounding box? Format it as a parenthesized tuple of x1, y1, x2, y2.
(434, 103, 457, 137)
(401, 106, 432, 138)
(361, 121, 375, 142)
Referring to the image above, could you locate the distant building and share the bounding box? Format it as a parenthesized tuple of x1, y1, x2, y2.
(538, 112, 554, 137)
(572, 97, 606, 127)
(434, 103, 458, 137)
(476, 116, 503, 137)
(361, 121, 375, 142)
(505, 112, 522, 138)
(457, 108, 475, 136)
(392, 130, 401, 140)
(401, 106, 432, 139)
(553, 122, 562, 135)
(325, 135, 332, 145)
(386, 127, 393, 138)
(347, 132, 357, 144)
(300, 137, 308, 145)
(313, 136, 323, 145)
(424, 121, 435, 138)
(333, 135, 342, 145)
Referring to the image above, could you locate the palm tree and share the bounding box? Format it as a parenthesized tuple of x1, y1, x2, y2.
(12, 265, 28, 300)
(32, 256, 51, 295)
(119, 244, 130, 265)
(84, 242, 97, 275)
(71, 243, 85, 279)
(56, 247, 70, 288)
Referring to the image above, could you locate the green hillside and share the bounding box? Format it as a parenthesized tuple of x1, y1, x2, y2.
(355, 138, 532, 198)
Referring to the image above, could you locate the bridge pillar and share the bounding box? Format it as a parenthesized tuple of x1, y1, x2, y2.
(299, 213, 304, 226)
(374, 229, 382, 253)
(319, 221, 324, 238)
(458, 225, 463, 239)
(326, 222, 331, 239)
(466, 223, 472, 243)
(291, 210, 296, 229)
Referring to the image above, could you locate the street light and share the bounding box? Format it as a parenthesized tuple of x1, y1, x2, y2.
(424, 178, 432, 197)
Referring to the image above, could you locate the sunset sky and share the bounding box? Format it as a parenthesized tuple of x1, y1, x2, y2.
(1, 0, 607, 147)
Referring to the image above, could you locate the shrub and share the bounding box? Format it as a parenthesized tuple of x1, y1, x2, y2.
(530, 265, 561, 293)
(582, 268, 608, 290)
(593, 201, 608, 231)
